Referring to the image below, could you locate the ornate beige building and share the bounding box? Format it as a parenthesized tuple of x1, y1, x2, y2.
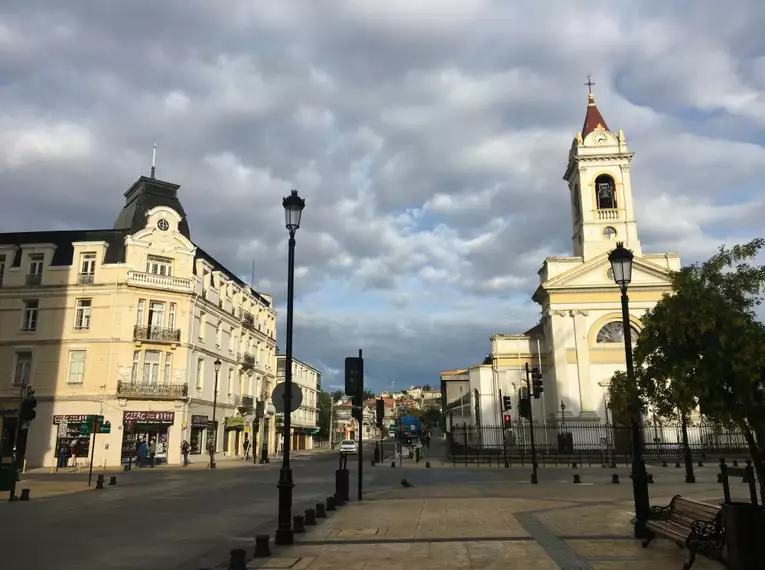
(275, 355, 320, 450)
(464, 90, 681, 430)
(0, 174, 278, 468)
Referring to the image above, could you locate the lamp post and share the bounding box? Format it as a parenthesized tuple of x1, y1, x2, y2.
(608, 242, 650, 539)
(275, 189, 305, 546)
(210, 358, 222, 469)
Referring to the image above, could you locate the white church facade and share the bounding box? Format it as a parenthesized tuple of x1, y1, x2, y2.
(460, 90, 681, 433)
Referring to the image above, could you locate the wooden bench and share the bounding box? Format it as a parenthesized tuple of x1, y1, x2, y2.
(642, 495, 725, 570)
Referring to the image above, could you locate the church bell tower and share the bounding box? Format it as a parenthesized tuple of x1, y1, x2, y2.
(563, 81, 642, 261)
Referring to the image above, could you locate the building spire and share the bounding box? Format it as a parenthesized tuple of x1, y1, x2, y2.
(581, 76, 609, 138)
(150, 142, 157, 179)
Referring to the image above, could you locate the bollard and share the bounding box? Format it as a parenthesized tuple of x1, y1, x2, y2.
(109, 476, 117, 486)
(293, 515, 306, 533)
(697, 460, 703, 468)
(305, 508, 316, 526)
(743, 459, 753, 483)
(253, 534, 271, 558)
(718, 458, 731, 504)
(123, 464, 130, 472)
(316, 502, 327, 518)
(19, 489, 30, 501)
(732, 459, 739, 467)
(612, 474, 620, 484)
(675, 461, 681, 468)
(326, 496, 336, 511)
(745, 461, 758, 505)
(425, 461, 431, 468)
(572, 462, 578, 469)
(340, 468, 350, 502)
(95, 474, 105, 490)
(573, 474, 581, 484)
(391, 461, 396, 468)
(647, 473, 654, 484)
(228, 548, 247, 570)
(661, 461, 667, 467)
(334, 470, 346, 504)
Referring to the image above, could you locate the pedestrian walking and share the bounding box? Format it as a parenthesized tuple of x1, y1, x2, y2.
(138, 440, 148, 467)
(181, 440, 190, 467)
(243, 437, 250, 461)
(57, 444, 68, 469)
(149, 440, 157, 468)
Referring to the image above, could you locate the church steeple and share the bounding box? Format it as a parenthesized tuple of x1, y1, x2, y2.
(581, 77, 609, 137)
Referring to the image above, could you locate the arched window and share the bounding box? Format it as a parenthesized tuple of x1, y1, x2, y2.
(595, 174, 617, 209)
(596, 321, 639, 344)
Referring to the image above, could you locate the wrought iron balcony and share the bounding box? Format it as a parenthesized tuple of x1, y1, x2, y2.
(133, 325, 181, 343)
(241, 353, 255, 369)
(26, 273, 42, 286)
(242, 311, 255, 329)
(117, 381, 189, 399)
(78, 273, 95, 285)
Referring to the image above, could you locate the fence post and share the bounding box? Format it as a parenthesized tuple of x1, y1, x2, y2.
(718, 458, 731, 504)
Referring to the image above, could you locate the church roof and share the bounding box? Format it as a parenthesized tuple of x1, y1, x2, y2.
(113, 175, 191, 239)
(582, 92, 609, 137)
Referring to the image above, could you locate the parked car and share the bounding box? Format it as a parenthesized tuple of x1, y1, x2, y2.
(339, 439, 358, 454)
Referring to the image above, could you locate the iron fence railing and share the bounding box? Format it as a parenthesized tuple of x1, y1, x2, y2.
(448, 422, 752, 466)
(133, 325, 181, 343)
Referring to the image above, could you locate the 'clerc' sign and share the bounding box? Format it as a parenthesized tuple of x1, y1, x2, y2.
(123, 411, 175, 425)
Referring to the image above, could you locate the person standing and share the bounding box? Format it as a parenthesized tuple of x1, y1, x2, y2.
(57, 444, 68, 469)
(148, 439, 157, 468)
(181, 440, 190, 467)
(243, 436, 250, 461)
(137, 439, 148, 467)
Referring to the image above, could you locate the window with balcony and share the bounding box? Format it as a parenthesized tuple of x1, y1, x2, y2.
(27, 254, 44, 285)
(74, 298, 92, 330)
(14, 351, 32, 386)
(79, 252, 96, 284)
(0, 254, 5, 287)
(164, 352, 173, 384)
(21, 300, 39, 331)
(146, 255, 173, 277)
(67, 350, 86, 385)
(196, 358, 204, 389)
(148, 301, 165, 328)
(143, 350, 161, 384)
(131, 351, 140, 383)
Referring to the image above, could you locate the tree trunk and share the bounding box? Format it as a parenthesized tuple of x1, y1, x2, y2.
(743, 426, 765, 501)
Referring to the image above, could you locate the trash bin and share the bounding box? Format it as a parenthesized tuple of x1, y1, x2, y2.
(722, 502, 765, 570)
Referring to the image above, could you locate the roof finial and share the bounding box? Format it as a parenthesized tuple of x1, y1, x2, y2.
(150, 142, 157, 179)
(584, 75, 595, 103)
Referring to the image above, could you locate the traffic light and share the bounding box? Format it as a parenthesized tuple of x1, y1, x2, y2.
(375, 398, 384, 428)
(344, 357, 363, 404)
(532, 367, 543, 399)
(502, 395, 512, 411)
(20, 389, 37, 423)
(503, 413, 512, 428)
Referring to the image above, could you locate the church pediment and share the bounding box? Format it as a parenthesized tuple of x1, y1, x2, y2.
(541, 253, 673, 291)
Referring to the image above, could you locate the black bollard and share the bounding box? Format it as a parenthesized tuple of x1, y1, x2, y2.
(573, 474, 581, 484)
(19, 489, 30, 501)
(391, 461, 396, 468)
(661, 461, 668, 467)
(340, 468, 350, 502)
(733, 459, 739, 467)
(572, 462, 578, 469)
(305, 508, 316, 525)
(253, 534, 271, 558)
(334, 470, 346, 504)
(697, 460, 703, 468)
(612, 474, 620, 484)
(745, 460, 758, 503)
(95, 474, 104, 490)
(228, 548, 247, 570)
(425, 461, 431, 468)
(647, 473, 654, 484)
(293, 515, 306, 533)
(109, 476, 117, 486)
(675, 461, 681, 468)
(718, 458, 731, 504)
(743, 459, 753, 483)
(315, 502, 327, 518)
(326, 496, 336, 511)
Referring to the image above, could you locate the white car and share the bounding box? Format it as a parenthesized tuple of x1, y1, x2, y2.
(339, 439, 358, 454)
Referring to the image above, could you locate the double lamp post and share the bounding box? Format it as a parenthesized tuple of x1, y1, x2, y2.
(608, 242, 651, 539)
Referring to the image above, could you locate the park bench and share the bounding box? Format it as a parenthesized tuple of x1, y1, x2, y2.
(642, 495, 725, 570)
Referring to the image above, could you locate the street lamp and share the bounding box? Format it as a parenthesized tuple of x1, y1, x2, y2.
(275, 189, 305, 546)
(210, 358, 222, 469)
(608, 242, 650, 539)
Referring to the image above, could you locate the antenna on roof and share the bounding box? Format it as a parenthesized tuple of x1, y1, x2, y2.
(150, 142, 157, 179)
(250, 260, 255, 288)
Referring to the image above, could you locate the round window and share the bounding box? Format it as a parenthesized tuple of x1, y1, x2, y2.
(603, 226, 617, 240)
(157, 219, 170, 231)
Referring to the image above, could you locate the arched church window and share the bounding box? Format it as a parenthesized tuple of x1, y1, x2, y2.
(595, 175, 617, 210)
(596, 321, 639, 344)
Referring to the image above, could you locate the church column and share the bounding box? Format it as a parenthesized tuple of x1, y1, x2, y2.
(571, 310, 598, 420)
(546, 311, 568, 420)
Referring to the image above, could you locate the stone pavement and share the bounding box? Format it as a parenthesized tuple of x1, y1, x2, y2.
(247, 481, 732, 570)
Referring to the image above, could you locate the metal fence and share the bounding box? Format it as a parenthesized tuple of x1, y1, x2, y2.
(448, 422, 752, 467)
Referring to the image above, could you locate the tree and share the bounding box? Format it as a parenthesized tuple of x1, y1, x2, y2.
(423, 384, 432, 391)
(332, 389, 344, 403)
(606, 370, 645, 424)
(421, 407, 442, 427)
(318, 390, 333, 439)
(362, 389, 376, 401)
(634, 239, 765, 498)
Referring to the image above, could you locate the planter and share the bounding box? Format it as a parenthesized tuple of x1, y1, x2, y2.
(722, 502, 765, 570)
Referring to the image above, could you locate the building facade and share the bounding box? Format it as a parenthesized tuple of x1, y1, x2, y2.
(465, 90, 680, 436)
(0, 174, 278, 468)
(275, 355, 320, 450)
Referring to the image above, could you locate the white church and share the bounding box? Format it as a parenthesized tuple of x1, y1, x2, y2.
(445, 89, 681, 434)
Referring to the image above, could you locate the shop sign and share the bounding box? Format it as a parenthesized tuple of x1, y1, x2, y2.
(53, 415, 88, 424)
(226, 417, 245, 429)
(123, 411, 175, 425)
(191, 414, 209, 428)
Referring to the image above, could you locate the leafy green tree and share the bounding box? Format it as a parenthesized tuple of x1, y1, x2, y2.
(606, 370, 645, 424)
(318, 390, 333, 439)
(332, 389, 344, 403)
(635, 239, 765, 497)
(362, 389, 376, 401)
(421, 407, 442, 427)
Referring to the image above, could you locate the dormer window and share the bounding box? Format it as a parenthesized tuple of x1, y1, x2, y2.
(27, 254, 44, 286)
(147, 255, 173, 276)
(79, 252, 96, 284)
(595, 175, 616, 210)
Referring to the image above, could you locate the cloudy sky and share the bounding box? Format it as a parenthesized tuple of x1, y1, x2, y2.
(2, 1, 764, 393)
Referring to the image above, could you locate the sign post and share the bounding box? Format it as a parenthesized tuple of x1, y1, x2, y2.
(357, 349, 363, 501)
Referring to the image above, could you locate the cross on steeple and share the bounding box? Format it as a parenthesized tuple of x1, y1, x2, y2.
(584, 76, 595, 95)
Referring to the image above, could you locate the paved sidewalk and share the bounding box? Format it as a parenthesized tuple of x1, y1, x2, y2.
(249, 481, 730, 570)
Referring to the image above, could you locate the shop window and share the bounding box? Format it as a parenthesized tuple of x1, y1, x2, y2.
(13, 352, 32, 386)
(67, 350, 86, 385)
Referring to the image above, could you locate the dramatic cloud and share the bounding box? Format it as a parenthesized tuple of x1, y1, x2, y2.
(2, 1, 764, 391)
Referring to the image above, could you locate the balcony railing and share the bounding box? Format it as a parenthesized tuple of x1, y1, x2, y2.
(134, 325, 181, 343)
(596, 208, 620, 221)
(117, 381, 188, 399)
(241, 353, 255, 369)
(26, 274, 42, 286)
(78, 273, 95, 285)
(242, 311, 255, 329)
(127, 270, 193, 293)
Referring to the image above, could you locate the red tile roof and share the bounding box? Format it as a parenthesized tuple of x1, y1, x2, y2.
(582, 93, 609, 138)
